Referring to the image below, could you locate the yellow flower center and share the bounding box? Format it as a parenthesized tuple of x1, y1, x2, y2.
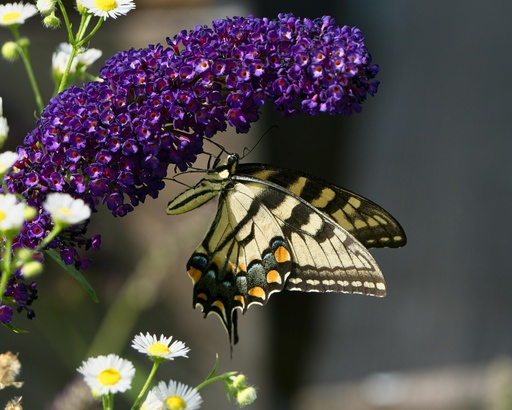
(58, 207, 71, 215)
(165, 396, 186, 409)
(1, 12, 21, 24)
(94, 0, 118, 11)
(148, 341, 170, 356)
(98, 368, 121, 386)
(0, 210, 6, 221)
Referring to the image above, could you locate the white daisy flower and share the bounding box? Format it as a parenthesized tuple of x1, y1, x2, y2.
(0, 117, 8, 147)
(140, 390, 164, 410)
(0, 194, 26, 234)
(0, 98, 8, 148)
(78, 0, 135, 19)
(43, 193, 91, 227)
(132, 333, 190, 361)
(147, 380, 202, 410)
(52, 43, 103, 76)
(36, 0, 56, 16)
(52, 44, 79, 77)
(77, 354, 135, 396)
(0, 151, 18, 175)
(0, 2, 38, 26)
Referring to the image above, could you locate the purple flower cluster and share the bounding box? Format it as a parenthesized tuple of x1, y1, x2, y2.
(1, 13, 378, 322)
(0, 271, 38, 323)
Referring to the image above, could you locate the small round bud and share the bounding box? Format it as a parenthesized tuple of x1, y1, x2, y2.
(236, 387, 257, 406)
(22, 261, 43, 278)
(230, 374, 246, 390)
(16, 248, 34, 263)
(1, 42, 19, 61)
(43, 13, 60, 29)
(18, 38, 30, 49)
(23, 205, 37, 221)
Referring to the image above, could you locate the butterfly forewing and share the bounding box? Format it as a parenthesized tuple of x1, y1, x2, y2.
(238, 164, 406, 249)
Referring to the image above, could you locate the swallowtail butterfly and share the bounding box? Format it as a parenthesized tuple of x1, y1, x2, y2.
(167, 154, 406, 345)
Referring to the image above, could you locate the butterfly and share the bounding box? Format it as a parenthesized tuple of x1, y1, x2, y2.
(167, 153, 406, 346)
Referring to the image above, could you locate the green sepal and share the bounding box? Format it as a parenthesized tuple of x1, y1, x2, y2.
(46, 249, 98, 302)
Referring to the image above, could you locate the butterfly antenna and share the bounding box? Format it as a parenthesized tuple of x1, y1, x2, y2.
(203, 137, 229, 155)
(240, 125, 278, 160)
(202, 137, 231, 168)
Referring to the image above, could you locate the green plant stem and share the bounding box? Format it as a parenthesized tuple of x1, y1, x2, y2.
(0, 236, 13, 297)
(77, 17, 104, 46)
(131, 362, 160, 410)
(9, 25, 44, 113)
(195, 372, 237, 392)
(57, 0, 73, 41)
(55, 1, 103, 94)
(39, 225, 62, 249)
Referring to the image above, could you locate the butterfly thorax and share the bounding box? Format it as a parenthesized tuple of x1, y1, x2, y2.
(167, 154, 239, 215)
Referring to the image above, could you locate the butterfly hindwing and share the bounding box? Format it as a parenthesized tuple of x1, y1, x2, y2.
(186, 181, 293, 344)
(235, 176, 386, 296)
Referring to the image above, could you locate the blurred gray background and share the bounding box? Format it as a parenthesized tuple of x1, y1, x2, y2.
(1, 0, 512, 409)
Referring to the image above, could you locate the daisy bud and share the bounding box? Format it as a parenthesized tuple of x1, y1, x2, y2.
(1, 42, 18, 61)
(22, 260, 43, 278)
(43, 13, 60, 29)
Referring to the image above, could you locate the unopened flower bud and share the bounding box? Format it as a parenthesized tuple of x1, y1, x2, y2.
(236, 387, 257, 406)
(1, 42, 18, 61)
(22, 261, 43, 278)
(43, 13, 60, 29)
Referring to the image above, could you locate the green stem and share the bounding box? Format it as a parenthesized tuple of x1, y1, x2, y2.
(39, 226, 62, 249)
(9, 25, 44, 113)
(57, 46, 79, 95)
(77, 17, 104, 47)
(195, 372, 237, 392)
(56, 11, 90, 94)
(57, 0, 73, 42)
(109, 392, 115, 410)
(0, 236, 13, 298)
(131, 362, 160, 410)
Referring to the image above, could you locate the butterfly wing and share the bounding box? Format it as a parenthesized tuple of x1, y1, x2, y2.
(238, 163, 407, 249)
(188, 174, 387, 345)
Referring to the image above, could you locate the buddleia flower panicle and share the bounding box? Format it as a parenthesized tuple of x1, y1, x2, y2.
(77, 354, 135, 396)
(2, 13, 379, 321)
(131, 333, 190, 361)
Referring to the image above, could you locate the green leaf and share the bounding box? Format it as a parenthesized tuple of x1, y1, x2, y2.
(206, 354, 220, 380)
(46, 249, 98, 302)
(3, 322, 29, 333)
